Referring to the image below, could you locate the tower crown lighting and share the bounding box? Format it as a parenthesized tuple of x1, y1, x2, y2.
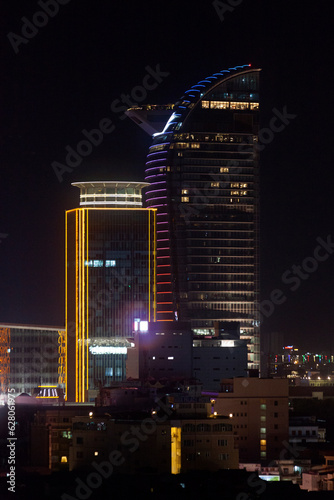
(72, 181, 150, 208)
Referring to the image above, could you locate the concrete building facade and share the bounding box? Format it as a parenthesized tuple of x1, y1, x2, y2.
(214, 378, 289, 463)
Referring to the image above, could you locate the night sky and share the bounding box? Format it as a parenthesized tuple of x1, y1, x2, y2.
(1, 0, 334, 352)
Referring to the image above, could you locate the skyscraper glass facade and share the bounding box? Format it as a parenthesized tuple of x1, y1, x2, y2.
(0, 323, 64, 400)
(65, 182, 156, 401)
(141, 65, 260, 369)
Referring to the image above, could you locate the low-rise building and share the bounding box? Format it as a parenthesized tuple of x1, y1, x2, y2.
(30, 405, 94, 471)
(69, 402, 238, 473)
(136, 320, 248, 392)
(214, 377, 289, 463)
(289, 416, 326, 444)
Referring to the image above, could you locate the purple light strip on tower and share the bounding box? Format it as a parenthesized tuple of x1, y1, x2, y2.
(147, 152, 168, 159)
(145, 188, 166, 194)
(146, 155, 167, 162)
(146, 158, 167, 165)
(148, 181, 166, 186)
(146, 196, 167, 203)
(145, 166, 166, 172)
(145, 175, 166, 180)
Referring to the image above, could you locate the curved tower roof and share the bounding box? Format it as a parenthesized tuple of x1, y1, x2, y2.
(126, 64, 260, 136)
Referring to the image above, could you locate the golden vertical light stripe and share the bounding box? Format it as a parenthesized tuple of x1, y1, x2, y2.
(171, 427, 181, 474)
(65, 212, 68, 400)
(75, 210, 79, 402)
(86, 209, 89, 392)
(81, 209, 85, 401)
(78, 209, 82, 402)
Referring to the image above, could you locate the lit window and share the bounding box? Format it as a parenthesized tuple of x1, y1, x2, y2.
(182, 189, 189, 195)
(105, 260, 116, 267)
(93, 260, 103, 267)
(139, 321, 148, 332)
(250, 102, 259, 110)
(181, 197, 189, 202)
(211, 182, 219, 187)
(149, 144, 166, 153)
(190, 143, 200, 148)
(201, 101, 210, 109)
(61, 456, 68, 463)
(230, 102, 249, 110)
(211, 101, 229, 110)
(220, 167, 229, 173)
(260, 440, 266, 446)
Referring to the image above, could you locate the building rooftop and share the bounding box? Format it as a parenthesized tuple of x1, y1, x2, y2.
(72, 181, 150, 208)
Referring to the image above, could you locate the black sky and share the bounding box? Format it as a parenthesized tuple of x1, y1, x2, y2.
(1, 0, 334, 352)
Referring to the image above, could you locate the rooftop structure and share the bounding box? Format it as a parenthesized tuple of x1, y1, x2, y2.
(72, 181, 149, 208)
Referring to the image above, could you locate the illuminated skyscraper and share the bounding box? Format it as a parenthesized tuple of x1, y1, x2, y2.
(65, 181, 156, 402)
(127, 65, 261, 370)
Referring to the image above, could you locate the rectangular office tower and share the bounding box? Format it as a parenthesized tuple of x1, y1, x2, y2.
(127, 65, 261, 371)
(65, 181, 156, 402)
